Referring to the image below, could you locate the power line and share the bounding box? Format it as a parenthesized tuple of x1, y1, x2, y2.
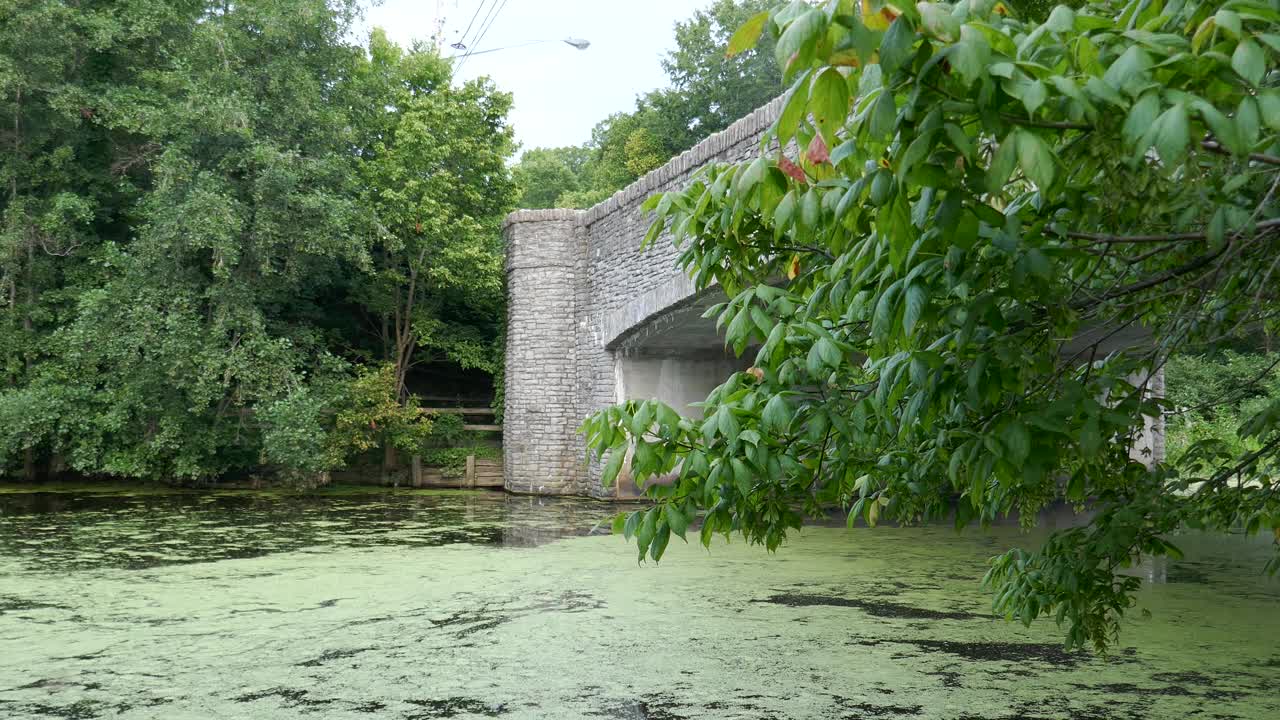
(459, 0, 501, 58)
(456, 0, 509, 72)
(452, 0, 489, 51)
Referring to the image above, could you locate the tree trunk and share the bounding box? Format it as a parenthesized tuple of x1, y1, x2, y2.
(21, 232, 35, 483)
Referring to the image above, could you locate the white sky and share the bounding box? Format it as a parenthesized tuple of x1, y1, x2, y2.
(361, 0, 715, 153)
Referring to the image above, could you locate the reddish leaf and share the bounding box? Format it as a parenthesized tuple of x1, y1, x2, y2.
(807, 134, 831, 164)
(778, 155, 807, 182)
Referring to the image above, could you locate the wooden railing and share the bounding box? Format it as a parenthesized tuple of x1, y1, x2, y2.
(424, 407, 501, 434)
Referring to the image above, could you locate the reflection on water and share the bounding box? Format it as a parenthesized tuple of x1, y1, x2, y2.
(0, 487, 630, 570)
(0, 485, 1277, 720)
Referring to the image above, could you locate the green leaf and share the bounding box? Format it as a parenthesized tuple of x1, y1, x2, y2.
(776, 9, 826, 75)
(649, 523, 671, 561)
(1015, 130, 1055, 190)
(750, 305, 774, 335)
(800, 187, 821, 228)
(949, 26, 990, 86)
(1192, 99, 1245, 156)
(1236, 96, 1260, 149)
(897, 130, 936, 181)
(763, 394, 793, 432)
(1214, 9, 1241, 37)
(601, 447, 626, 488)
(665, 503, 690, 539)
(623, 510, 641, 540)
(944, 123, 974, 159)
(1046, 6, 1075, 32)
(717, 406, 740, 443)
(699, 515, 715, 548)
(811, 68, 851, 145)
(726, 306, 752, 347)
(872, 281, 903, 342)
(1258, 90, 1280, 132)
(903, 283, 927, 336)
(1021, 79, 1047, 116)
(999, 420, 1031, 465)
(879, 17, 915, 75)
(986, 131, 1018, 195)
(1102, 45, 1150, 95)
(1232, 38, 1264, 86)
(637, 507, 657, 556)
(831, 138, 858, 166)
(776, 72, 812, 148)
(1079, 416, 1102, 458)
(1151, 102, 1190, 166)
(727, 10, 771, 58)
(817, 336, 842, 367)
(869, 89, 897, 139)
(1084, 77, 1126, 107)
(1123, 92, 1161, 147)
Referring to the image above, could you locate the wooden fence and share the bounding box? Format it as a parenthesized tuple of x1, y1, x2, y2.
(410, 456, 503, 489)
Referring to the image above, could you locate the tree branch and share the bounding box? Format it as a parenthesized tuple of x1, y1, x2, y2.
(1200, 139, 1280, 167)
(1063, 218, 1280, 245)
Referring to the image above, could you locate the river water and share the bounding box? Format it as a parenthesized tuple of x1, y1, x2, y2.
(0, 485, 1276, 719)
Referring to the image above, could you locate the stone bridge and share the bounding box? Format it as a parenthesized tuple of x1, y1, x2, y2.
(502, 98, 1163, 497)
(502, 98, 785, 497)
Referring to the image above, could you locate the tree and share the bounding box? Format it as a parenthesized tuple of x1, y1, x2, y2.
(584, 0, 1280, 652)
(659, 0, 786, 141)
(0, 2, 515, 483)
(345, 30, 515, 479)
(513, 146, 592, 208)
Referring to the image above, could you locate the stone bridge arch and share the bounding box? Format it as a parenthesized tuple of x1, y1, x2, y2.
(502, 98, 783, 497)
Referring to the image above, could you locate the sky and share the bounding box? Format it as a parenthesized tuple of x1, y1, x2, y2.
(361, 0, 715, 154)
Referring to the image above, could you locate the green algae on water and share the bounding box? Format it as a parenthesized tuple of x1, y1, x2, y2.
(0, 488, 1277, 719)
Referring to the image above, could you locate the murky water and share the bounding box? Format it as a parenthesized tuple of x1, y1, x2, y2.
(0, 485, 1276, 719)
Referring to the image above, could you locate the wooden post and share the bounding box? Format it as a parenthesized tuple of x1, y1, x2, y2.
(465, 454, 476, 489)
(411, 454, 424, 488)
(383, 444, 399, 487)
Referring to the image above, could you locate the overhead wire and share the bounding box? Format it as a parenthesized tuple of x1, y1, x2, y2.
(456, 0, 500, 70)
(452, 0, 490, 52)
(456, 0, 510, 73)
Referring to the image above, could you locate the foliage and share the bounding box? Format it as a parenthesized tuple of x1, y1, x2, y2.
(490, 330, 507, 425)
(348, 30, 516, 402)
(420, 445, 501, 476)
(583, 0, 1280, 652)
(513, 146, 593, 208)
(1165, 350, 1280, 459)
(426, 412, 469, 447)
(330, 364, 435, 458)
(0, 2, 514, 482)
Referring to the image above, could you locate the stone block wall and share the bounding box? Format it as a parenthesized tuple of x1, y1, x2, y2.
(503, 99, 785, 496)
(503, 209, 584, 495)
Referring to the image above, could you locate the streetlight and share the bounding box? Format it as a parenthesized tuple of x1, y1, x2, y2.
(448, 37, 590, 58)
